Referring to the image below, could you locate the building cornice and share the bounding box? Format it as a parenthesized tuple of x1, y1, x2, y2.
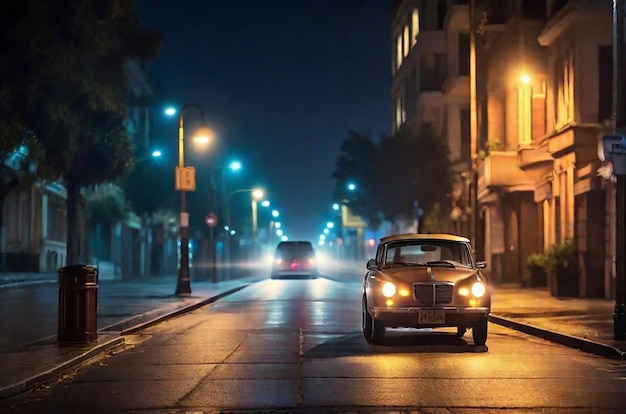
(538, 1, 609, 46)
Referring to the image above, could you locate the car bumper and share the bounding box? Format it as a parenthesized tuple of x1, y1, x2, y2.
(271, 270, 319, 279)
(372, 306, 490, 328)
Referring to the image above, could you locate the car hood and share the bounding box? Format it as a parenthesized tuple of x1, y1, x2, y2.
(380, 266, 481, 284)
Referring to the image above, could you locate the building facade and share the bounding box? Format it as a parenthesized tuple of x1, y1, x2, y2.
(392, 0, 614, 297)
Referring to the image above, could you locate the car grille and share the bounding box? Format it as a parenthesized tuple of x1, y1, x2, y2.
(413, 282, 454, 306)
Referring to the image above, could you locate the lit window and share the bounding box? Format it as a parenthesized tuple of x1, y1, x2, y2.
(411, 9, 419, 47)
(403, 25, 409, 57)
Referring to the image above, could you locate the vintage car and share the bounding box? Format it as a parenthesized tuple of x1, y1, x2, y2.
(362, 233, 490, 345)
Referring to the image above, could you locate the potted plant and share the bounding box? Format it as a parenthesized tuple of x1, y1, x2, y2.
(543, 239, 579, 297)
(526, 252, 547, 287)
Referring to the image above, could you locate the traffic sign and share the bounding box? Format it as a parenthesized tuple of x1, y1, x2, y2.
(205, 212, 218, 228)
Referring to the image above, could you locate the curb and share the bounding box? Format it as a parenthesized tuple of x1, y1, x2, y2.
(489, 314, 626, 360)
(121, 284, 251, 335)
(0, 336, 126, 400)
(0, 283, 253, 401)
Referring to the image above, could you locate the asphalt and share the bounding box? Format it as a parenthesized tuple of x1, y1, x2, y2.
(0, 269, 625, 401)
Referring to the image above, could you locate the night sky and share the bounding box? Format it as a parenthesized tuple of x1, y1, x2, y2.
(135, 0, 392, 242)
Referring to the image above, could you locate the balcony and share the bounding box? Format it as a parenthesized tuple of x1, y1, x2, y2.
(477, 151, 539, 195)
(442, 75, 470, 100)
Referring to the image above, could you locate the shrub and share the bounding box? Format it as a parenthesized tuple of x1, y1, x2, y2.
(526, 252, 547, 269)
(543, 239, 577, 273)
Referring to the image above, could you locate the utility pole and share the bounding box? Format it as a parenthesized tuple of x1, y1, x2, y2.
(469, 0, 479, 258)
(613, 0, 626, 340)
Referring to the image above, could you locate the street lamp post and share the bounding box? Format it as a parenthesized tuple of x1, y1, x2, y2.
(175, 103, 213, 296)
(226, 188, 264, 263)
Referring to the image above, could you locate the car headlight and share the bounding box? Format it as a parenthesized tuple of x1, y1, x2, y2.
(382, 282, 396, 298)
(471, 282, 486, 297)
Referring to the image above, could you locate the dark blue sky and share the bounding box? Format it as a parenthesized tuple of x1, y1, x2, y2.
(135, 0, 392, 241)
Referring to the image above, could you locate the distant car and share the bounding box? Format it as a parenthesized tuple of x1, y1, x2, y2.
(270, 241, 319, 279)
(362, 233, 490, 346)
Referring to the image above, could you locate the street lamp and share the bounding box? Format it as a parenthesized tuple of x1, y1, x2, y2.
(210, 160, 242, 281)
(251, 189, 265, 259)
(226, 187, 264, 265)
(175, 103, 213, 296)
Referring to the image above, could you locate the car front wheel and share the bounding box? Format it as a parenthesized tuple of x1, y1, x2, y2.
(362, 297, 372, 341)
(371, 318, 385, 345)
(472, 318, 488, 346)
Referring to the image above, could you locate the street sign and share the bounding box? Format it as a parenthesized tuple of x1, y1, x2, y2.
(175, 166, 196, 191)
(205, 212, 218, 228)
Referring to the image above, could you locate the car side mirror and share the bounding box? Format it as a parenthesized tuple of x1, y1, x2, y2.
(366, 258, 379, 270)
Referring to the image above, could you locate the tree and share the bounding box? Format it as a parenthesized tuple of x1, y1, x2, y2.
(379, 123, 452, 225)
(0, 0, 161, 264)
(122, 156, 176, 217)
(332, 130, 384, 227)
(331, 123, 452, 232)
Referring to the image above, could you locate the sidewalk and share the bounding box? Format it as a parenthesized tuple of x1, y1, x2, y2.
(489, 286, 626, 359)
(0, 273, 625, 401)
(0, 274, 264, 400)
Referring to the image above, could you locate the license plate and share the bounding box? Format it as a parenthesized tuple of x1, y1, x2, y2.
(418, 310, 445, 324)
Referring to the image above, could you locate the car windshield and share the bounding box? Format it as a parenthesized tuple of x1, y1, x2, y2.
(275, 242, 315, 259)
(383, 240, 473, 269)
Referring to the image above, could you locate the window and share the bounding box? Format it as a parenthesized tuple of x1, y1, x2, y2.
(411, 9, 419, 47)
(403, 25, 410, 58)
(552, 48, 574, 127)
(458, 34, 470, 76)
(395, 95, 406, 130)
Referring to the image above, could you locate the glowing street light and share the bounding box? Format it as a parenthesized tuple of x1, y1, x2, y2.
(175, 103, 213, 296)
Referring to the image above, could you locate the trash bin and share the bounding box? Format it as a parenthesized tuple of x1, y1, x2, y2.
(58, 264, 98, 344)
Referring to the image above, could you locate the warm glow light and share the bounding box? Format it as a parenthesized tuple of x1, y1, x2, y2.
(252, 189, 264, 200)
(192, 125, 214, 145)
(385, 299, 394, 307)
(399, 288, 410, 297)
(472, 282, 486, 297)
(458, 287, 470, 296)
(382, 282, 396, 298)
(520, 74, 531, 84)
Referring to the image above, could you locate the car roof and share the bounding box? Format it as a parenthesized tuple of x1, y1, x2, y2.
(277, 241, 313, 248)
(378, 233, 470, 244)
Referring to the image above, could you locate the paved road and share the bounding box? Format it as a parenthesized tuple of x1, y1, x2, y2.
(2, 277, 626, 413)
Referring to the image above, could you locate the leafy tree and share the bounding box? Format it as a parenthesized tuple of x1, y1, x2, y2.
(0, 0, 161, 264)
(332, 123, 452, 231)
(332, 130, 383, 227)
(122, 155, 176, 217)
(379, 123, 452, 224)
